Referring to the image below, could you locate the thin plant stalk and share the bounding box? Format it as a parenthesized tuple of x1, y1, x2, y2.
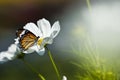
(46, 47, 61, 80)
(86, 0, 101, 69)
(21, 59, 46, 80)
(86, 0, 92, 13)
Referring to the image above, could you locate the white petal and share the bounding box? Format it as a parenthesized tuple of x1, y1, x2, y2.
(43, 37, 53, 44)
(51, 21, 60, 38)
(19, 30, 26, 37)
(0, 52, 9, 63)
(36, 48, 45, 56)
(23, 46, 35, 54)
(37, 18, 51, 37)
(23, 49, 34, 54)
(14, 38, 19, 44)
(0, 51, 15, 63)
(8, 44, 17, 53)
(30, 45, 45, 55)
(0, 43, 19, 63)
(38, 37, 53, 49)
(23, 45, 45, 56)
(23, 22, 42, 37)
(62, 76, 67, 80)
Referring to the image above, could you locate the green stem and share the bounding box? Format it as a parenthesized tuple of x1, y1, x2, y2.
(21, 59, 46, 80)
(38, 74, 46, 80)
(46, 47, 61, 80)
(86, 0, 92, 13)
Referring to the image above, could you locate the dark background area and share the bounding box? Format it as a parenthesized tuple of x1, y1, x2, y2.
(0, 0, 86, 80)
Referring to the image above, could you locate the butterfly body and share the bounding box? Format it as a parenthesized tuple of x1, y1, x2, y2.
(16, 29, 39, 51)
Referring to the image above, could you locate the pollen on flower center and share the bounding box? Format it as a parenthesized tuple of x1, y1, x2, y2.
(37, 38, 43, 45)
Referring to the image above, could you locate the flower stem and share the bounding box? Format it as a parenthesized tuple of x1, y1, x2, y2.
(46, 47, 61, 80)
(21, 59, 45, 80)
(38, 74, 46, 80)
(86, 0, 92, 13)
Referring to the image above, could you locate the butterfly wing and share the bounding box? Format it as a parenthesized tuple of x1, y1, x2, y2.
(16, 29, 38, 50)
(16, 29, 24, 37)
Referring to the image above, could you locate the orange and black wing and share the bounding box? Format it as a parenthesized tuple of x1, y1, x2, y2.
(19, 30, 38, 50)
(16, 29, 24, 37)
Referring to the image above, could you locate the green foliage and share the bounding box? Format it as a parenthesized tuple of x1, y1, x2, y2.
(71, 39, 120, 80)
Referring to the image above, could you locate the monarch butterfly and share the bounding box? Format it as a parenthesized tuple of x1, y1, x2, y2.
(16, 29, 39, 51)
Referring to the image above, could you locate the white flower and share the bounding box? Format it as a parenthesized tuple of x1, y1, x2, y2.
(0, 44, 18, 63)
(15, 18, 60, 55)
(62, 76, 67, 80)
(0, 18, 60, 63)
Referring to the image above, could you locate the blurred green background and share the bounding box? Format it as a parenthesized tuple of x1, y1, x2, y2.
(0, 0, 120, 80)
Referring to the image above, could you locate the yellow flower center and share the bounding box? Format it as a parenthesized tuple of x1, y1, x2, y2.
(37, 38, 43, 46)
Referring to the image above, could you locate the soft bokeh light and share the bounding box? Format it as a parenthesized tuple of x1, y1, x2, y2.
(82, 1, 120, 59)
(59, 0, 120, 59)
